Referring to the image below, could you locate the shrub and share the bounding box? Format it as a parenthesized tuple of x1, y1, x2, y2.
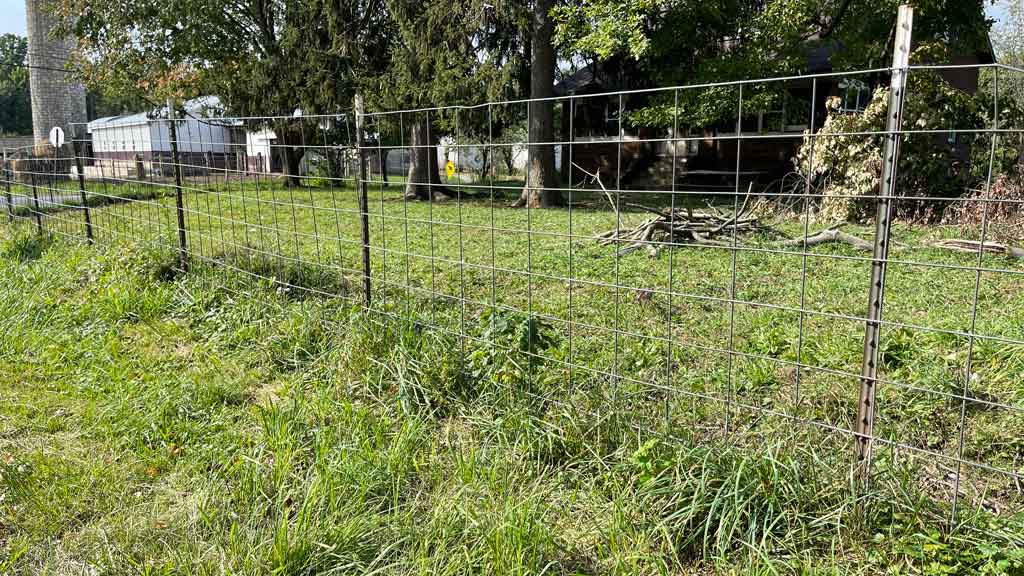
(794, 72, 986, 223)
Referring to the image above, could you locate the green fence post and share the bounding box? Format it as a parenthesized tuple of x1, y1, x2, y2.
(167, 99, 189, 272)
(355, 94, 372, 308)
(3, 151, 13, 223)
(72, 129, 94, 243)
(29, 164, 43, 235)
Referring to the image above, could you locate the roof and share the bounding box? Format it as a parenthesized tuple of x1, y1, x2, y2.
(87, 112, 151, 131)
(554, 66, 600, 96)
(88, 96, 238, 132)
(979, 35, 996, 65)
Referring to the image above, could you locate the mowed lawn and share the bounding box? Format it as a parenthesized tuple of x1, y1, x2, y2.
(2, 176, 1024, 574)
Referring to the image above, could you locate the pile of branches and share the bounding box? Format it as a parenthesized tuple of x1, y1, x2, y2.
(599, 201, 874, 257)
(577, 164, 874, 256)
(597, 204, 772, 256)
(599, 204, 1024, 263)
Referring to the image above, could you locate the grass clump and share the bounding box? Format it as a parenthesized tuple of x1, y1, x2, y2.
(0, 231, 53, 262)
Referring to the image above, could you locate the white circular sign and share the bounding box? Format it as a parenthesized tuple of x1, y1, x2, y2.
(49, 126, 65, 148)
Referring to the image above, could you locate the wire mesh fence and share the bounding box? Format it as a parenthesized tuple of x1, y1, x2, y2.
(3, 56, 1024, 534)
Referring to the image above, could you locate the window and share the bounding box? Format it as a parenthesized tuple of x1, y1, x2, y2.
(762, 106, 786, 133)
(739, 108, 785, 134)
(604, 101, 620, 126)
(838, 79, 869, 113)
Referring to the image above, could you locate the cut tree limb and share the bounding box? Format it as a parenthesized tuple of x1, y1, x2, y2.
(595, 200, 883, 257)
(932, 239, 1024, 260)
(573, 161, 617, 216)
(773, 224, 874, 252)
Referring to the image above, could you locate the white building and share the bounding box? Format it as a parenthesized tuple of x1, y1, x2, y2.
(87, 97, 239, 177)
(244, 127, 280, 173)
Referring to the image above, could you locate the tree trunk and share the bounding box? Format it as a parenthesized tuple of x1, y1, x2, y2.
(380, 148, 390, 187)
(284, 146, 303, 187)
(277, 124, 305, 187)
(404, 120, 445, 199)
(515, 0, 561, 208)
(502, 149, 514, 176)
(477, 146, 490, 181)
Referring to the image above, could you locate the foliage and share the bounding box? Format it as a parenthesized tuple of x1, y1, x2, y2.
(983, 2, 1024, 169)
(374, 0, 530, 195)
(793, 72, 985, 222)
(553, 0, 992, 128)
(467, 309, 558, 388)
(0, 34, 31, 135)
(57, 0, 391, 117)
(943, 171, 1024, 242)
(991, 0, 1023, 68)
(0, 230, 51, 262)
(375, 1, 527, 111)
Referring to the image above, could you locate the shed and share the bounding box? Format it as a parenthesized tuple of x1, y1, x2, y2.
(87, 97, 239, 174)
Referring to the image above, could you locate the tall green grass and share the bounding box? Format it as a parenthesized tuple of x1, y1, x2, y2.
(1, 201, 1023, 574)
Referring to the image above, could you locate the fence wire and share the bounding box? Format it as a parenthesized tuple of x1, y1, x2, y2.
(3, 62, 1024, 531)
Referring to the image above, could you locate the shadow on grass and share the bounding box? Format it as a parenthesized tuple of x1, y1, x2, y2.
(7, 185, 170, 219)
(207, 247, 351, 299)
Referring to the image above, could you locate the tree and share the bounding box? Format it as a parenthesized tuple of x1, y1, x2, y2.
(87, 88, 148, 119)
(57, 0, 392, 186)
(376, 0, 527, 200)
(981, 1, 1024, 177)
(990, 0, 1024, 105)
(0, 34, 31, 135)
(513, 0, 562, 207)
(993, 0, 1023, 65)
(553, 0, 992, 128)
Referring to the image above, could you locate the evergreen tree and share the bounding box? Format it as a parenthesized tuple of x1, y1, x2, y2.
(376, 0, 527, 200)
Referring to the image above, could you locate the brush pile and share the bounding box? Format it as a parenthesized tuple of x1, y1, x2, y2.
(597, 204, 774, 256)
(597, 195, 883, 257)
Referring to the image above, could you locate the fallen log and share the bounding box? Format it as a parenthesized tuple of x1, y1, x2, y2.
(932, 239, 1024, 260)
(773, 225, 874, 252)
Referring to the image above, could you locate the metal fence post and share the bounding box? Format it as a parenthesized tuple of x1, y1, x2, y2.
(855, 4, 913, 486)
(72, 128, 94, 243)
(167, 98, 189, 272)
(29, 162, 43, 235)
(355, 94, 372, 308)
(3, 151, 12, 223)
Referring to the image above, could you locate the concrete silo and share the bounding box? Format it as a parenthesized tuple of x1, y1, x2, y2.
(24, 0, 86, 144)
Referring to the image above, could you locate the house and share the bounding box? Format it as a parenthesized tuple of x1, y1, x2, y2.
(437, 136, 530, 180)
(554, 38, 996, 190)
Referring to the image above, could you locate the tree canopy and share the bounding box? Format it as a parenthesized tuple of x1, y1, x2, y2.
(552, 0, 993, 126)
(0, 34, 31, 135)
(993, 0, 1023, 66)
(58, 0, 392, 116)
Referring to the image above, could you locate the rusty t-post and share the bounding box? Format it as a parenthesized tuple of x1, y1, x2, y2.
(855, 4, 913, 487)
(355, 94, 372, 307)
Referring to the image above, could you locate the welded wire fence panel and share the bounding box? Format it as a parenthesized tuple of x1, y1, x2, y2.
(2, 62, 1023, 533)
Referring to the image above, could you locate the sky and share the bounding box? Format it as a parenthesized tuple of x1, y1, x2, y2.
(0, 0, 1015, 37)
(0, 0, 25, 36)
